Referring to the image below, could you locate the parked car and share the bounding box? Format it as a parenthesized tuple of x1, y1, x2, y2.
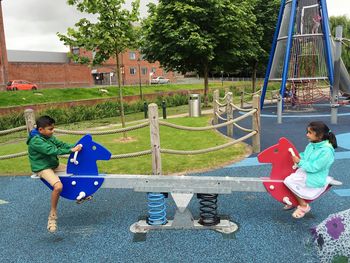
(6, 80, 38, 91)
(150, 76, 170, 84)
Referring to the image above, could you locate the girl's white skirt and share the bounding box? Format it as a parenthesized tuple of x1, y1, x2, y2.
(284, 168, 331, 200)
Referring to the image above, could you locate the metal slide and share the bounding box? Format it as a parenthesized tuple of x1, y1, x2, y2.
(339, 59, 350, 95)
(332, 38, 350, 95)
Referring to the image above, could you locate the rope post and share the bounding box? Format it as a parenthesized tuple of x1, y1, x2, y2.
(252, 95, 261, 153)
(213, 90, 219, 125)
(226, 92, 233, 137)
(240, 91, 244, 108)
(331, 25, 343, 125)
(277, 94, 283, 124)
(148, 103, 162, 175)
(24, 109, 36, 134)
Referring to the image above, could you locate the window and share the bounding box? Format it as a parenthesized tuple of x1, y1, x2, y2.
(129, 67, 137, 75)
(141, 67, 148, 75)
(151, 67, 157, 73)
(129, 51, 136, 60)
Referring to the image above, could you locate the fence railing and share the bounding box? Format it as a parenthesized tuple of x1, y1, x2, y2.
(0, 102, 261, 173)
(213, 90, 260, 153)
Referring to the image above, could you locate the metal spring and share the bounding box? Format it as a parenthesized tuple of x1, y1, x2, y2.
(197, 193, 220, 226)
(147, 193, 167, 225)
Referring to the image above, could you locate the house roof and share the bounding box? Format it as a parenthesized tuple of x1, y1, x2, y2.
(7, 50, 70, 63)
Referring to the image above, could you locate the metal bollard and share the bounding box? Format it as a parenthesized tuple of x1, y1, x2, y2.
(143, 102, 148, 119)
(161, 100, 167, 119)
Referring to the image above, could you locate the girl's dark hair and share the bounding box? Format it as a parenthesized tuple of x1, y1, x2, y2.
(36, 115, 55, 129)
(308, 121, 337, 148)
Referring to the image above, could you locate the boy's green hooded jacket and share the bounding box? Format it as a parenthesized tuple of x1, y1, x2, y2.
(27, 129, 74, 172)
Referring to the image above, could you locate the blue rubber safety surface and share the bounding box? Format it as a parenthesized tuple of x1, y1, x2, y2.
(1, 105, 350, 263)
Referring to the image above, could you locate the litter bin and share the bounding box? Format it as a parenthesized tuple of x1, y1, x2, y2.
(188, 94, 201, 117)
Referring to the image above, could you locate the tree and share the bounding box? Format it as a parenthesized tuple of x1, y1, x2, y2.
(330, 15, 350, 71)
(141, 0, 258, 106)
(57, 0, 140, 136)
(247, 0, 280, 92)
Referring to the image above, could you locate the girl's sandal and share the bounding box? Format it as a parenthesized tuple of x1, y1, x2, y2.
(292, 205, 311, 219)
(47, 214, 57, 233)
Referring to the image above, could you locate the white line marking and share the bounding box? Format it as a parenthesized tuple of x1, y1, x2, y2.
(0, 199, 9, 205)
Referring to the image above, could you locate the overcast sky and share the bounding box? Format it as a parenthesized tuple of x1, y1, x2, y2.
(2, 0, 350, 52)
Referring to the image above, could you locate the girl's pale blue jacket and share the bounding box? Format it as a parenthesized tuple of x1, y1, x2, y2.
(297, 140, 335, 188)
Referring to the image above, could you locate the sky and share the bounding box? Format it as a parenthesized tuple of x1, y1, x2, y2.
(2, 0, 350, 52)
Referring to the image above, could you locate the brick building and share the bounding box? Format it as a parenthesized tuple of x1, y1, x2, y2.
(87, 49, 176, 86)
(0, 0, 176, 89)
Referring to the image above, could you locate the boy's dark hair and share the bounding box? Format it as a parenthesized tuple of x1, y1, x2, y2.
(36, 116, 55, 129)
(308, 121, 337, 148)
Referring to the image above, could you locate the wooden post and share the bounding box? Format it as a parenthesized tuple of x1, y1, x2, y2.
(226, 92, 233, 137)
(252, 95, 261, 153)
(240, 91, 244, 108)
(213, 89, 219, 125)
(24, 109, 36, 134)
(148, 103, 162, 175)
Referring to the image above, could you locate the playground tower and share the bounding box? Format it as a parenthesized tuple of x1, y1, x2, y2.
(261, 0, 334, 108)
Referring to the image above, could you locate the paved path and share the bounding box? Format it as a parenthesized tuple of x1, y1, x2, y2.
(0, 104, 350, 263)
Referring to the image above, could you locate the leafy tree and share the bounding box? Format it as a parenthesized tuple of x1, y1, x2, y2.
(246, 0, 280, 92)
(57, 0, 140, 134)
(330, 15, 350, 71)
(141, 0, 258, 106)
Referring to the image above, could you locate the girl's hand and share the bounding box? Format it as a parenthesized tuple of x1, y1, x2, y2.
(292, 155, 300, 164)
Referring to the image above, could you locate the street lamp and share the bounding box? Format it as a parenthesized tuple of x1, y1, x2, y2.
(220, 70, 224, 87)
(137, 58, 143, 100)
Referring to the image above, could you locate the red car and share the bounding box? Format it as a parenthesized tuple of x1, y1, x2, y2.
(6, 80, 38, 91)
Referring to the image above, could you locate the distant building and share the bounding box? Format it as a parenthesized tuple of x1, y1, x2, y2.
(77, 48, 176, 86)
(0, 1, 176, 89)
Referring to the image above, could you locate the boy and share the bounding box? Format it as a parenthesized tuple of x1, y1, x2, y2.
(27, 115, 82, 233)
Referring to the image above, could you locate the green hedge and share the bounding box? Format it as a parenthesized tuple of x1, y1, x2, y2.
(0, 93, 205, 130)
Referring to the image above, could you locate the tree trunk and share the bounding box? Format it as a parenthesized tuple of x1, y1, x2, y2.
(252, 61, 258, 93)
(203, 63, 209, 107)
(116, 52, 127, 138)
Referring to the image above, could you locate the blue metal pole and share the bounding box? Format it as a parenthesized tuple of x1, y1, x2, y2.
(260, 0, 286, 109)
(320, 0, 334, 87)
(279, 0, 298, 110)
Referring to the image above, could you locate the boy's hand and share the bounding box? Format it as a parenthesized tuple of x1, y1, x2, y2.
(292, 155, 300, 164)
(71, 144, 83, 152)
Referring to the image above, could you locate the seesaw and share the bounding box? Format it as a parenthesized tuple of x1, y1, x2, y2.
(33, 135, 342, 237)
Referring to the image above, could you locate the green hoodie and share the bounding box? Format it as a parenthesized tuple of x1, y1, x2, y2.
(27, 129, 75, 172)
(297, 140, 335, 188)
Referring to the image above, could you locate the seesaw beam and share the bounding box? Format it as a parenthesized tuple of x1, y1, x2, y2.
(97, 174, 276, 193)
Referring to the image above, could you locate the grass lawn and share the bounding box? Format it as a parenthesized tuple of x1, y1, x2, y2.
(0, 81, 272, 108)
(0, 114, 250, 176)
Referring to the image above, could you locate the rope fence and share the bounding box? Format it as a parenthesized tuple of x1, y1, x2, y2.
(55, 122, 150, 135)
(0, 96, 260, 175)
(0, 126, 27, 136)
(212, 90, 261, 153)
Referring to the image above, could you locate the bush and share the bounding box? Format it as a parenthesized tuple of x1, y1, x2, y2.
(0, 94, 192, 130)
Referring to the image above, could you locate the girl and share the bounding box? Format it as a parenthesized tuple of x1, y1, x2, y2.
(284, 121, 337, 219)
